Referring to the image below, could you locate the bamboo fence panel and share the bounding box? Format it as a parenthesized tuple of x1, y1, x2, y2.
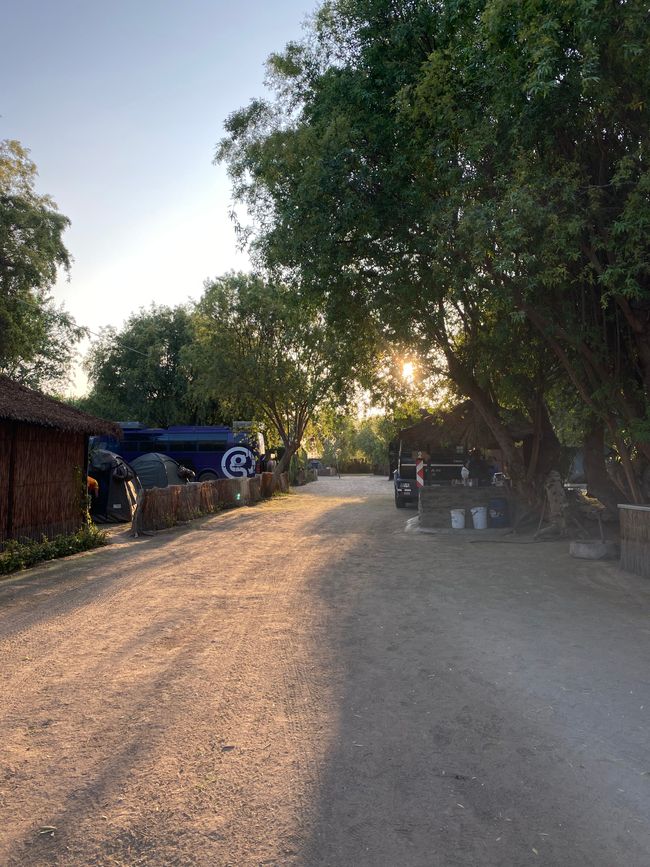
(260, 472, 277, 498)
(248, 476, 261, 503)
(0, 422, 11, 544)
(133, 472, 289, 533)
(0, 422, 86, 544)
(619, 505, 650, 579)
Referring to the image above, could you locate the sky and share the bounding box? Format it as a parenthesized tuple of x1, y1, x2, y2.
(2, 0, 318, 393)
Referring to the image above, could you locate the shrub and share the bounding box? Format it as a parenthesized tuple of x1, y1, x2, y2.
(0, 524, 108, 576)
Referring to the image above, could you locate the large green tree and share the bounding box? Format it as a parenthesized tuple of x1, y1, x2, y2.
(80, 304, 219, 426)
(191, 272, 365, 474)
(0, 139, 83, 389)
(218, 0, 650, 504)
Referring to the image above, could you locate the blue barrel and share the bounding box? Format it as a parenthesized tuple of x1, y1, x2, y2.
(488, 497, 510, 528)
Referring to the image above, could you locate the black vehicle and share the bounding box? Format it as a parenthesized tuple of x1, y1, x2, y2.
(394, 460, 418, 508)
(394, 443, 467, 508)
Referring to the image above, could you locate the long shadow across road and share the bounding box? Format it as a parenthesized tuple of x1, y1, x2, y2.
(2, 477, 650, 865)
(294, 480, 650, 867)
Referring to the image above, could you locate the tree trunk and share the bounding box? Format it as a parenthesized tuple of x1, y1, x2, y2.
(609, 428, 643, 504)
(535, 470, 569, 537)
(526, 400, 562, 485)
(443, 351, 532, 497)
(582, 418, 622, 514)
(275, 441, 298, 478)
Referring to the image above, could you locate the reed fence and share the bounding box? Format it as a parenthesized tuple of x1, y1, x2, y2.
(0, 421, 87, 546)
(133, 472, 288, 533)
(619, 504, 650, 579)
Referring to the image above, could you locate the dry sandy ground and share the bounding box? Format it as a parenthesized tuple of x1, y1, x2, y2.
(1, 476, 650, 866)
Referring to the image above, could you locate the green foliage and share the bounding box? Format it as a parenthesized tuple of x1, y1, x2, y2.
(191, 272, 364, 471)
(80, 303, 220, 426)
(310, 398, 422, 471)
(0, 524, 108, 576)
(218, 0, 650, 498)
(0, 139, 84, 390)
(310, 409, 359, 467)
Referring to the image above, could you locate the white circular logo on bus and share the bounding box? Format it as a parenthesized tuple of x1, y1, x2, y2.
(221, 446, 253, 478)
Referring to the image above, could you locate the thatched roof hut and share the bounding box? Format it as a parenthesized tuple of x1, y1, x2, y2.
(0, 376, 119, 545)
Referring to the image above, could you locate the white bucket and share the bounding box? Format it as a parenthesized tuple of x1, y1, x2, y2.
(450, 509, 466, 529)
(471, 506, 488, 529)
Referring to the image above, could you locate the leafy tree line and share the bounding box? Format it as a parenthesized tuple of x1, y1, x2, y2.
(76, 273, 373, 476)
(218, 0, 650, 506)
(309, 399, 424, 472)
(0, 137, 370, 475)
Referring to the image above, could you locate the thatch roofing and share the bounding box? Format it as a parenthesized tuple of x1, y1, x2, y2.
(399, 401, 534, 451)
(0, 375, 119, 436)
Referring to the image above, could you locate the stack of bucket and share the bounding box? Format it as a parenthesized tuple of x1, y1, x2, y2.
(450, 509, 466, 529)
(470, 506, 488, 529)
(450, 506, 487, 529)
(450, 498, 509, 530)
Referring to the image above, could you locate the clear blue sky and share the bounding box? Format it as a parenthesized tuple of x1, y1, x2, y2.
(2, 0, 317, 392)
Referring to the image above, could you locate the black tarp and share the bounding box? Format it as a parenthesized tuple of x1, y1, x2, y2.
(89, 449, 140, 523)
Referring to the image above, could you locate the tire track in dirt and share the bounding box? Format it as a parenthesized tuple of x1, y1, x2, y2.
(0, 502, 292, 707)
(0, 490, 361, 866)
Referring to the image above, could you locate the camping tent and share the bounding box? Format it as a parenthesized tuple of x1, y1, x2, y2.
(130, 453, 195, 489)
(89, 449, 140, 523)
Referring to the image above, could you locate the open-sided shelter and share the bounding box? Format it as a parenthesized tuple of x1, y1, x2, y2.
(0, 376, 119, 545)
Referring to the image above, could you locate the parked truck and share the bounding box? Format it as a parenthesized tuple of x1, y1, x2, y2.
(393, 442, 467, 508)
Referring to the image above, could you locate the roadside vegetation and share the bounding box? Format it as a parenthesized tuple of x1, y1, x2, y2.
(0, 139, 84, 391)
(0, 524, 107, 576)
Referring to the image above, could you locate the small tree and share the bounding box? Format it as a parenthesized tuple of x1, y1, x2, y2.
(192, 273, 359, 475)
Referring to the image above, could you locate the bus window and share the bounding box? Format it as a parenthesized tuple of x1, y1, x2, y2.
(159, 438, 197, 453)
(123, 433, 158, 452)
(197, 438, 228, 451)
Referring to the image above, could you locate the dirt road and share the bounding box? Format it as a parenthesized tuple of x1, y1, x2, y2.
(1, 476, 650, 866)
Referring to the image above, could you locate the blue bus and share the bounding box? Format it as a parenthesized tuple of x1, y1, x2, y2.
(91, 423, 264, 481)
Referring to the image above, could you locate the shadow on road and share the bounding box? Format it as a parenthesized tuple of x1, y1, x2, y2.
(291, 489, 650, 867)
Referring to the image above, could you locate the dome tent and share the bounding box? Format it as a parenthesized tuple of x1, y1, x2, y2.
(89, 449, 140, 523)
(130, 453, 195, 489)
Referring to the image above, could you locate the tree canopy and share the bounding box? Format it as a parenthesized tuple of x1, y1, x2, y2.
(0, 139, 83, 390)
(191, 272, 366, 473)
(218, 0, 650, 503)
(79, 303, 221, 427)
